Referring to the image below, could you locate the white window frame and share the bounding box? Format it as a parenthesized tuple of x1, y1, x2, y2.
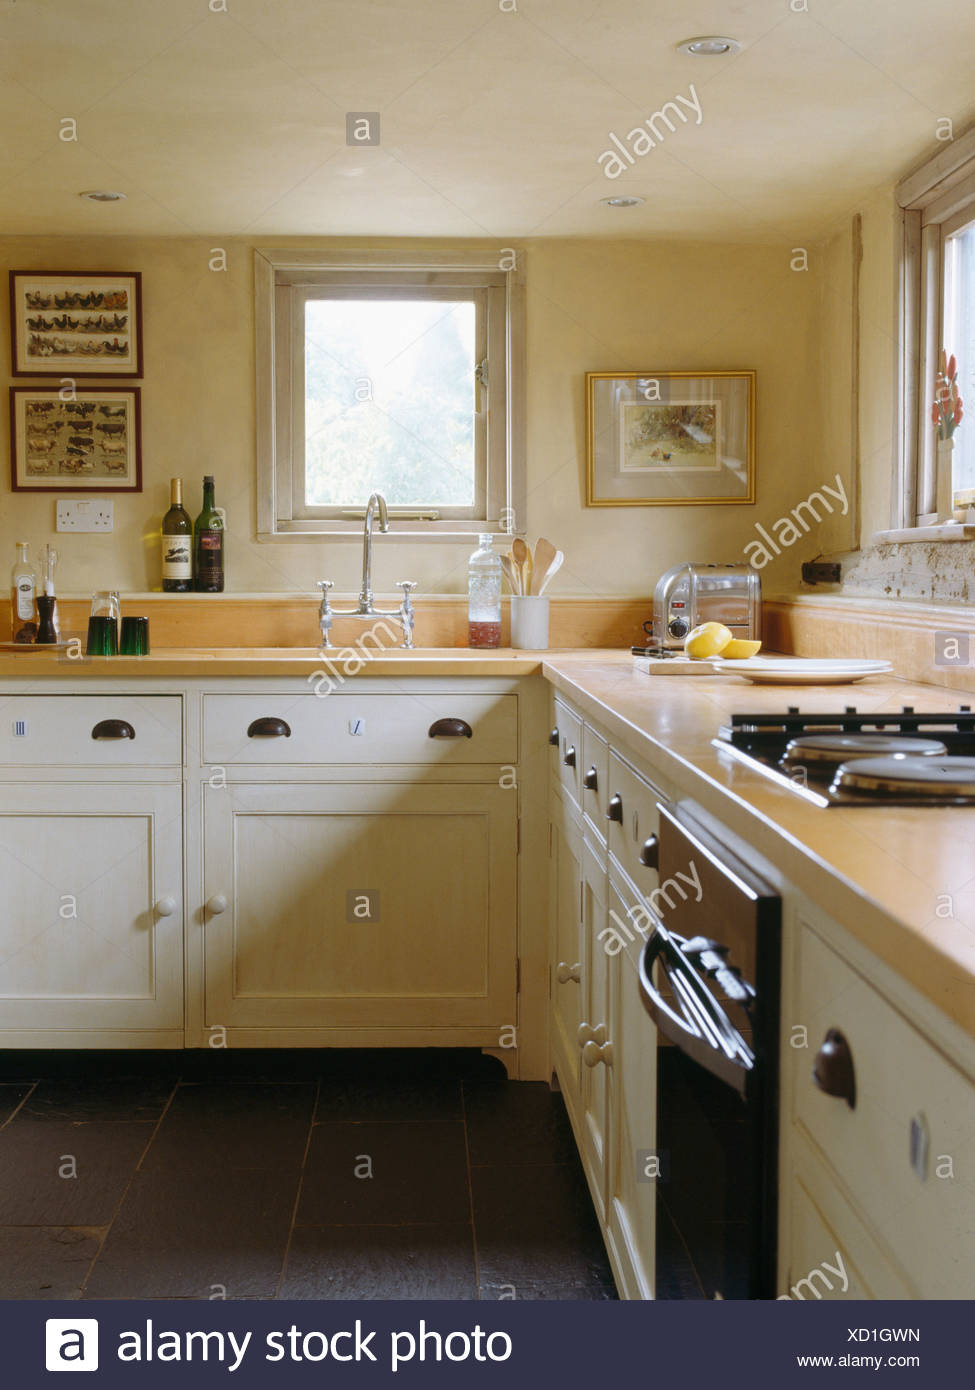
(255, 247, 525, 541)
(893, 128, 975, 535)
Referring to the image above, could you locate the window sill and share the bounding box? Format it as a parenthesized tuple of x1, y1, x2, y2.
(872, 523, 975, 543)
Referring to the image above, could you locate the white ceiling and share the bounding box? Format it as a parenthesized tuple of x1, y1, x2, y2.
(0, 0, 972, 241)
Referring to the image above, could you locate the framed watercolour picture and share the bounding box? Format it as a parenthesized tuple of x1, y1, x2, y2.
(586, 370, 756, 506)
(9, 271, 143, 377)
(10, 387, 142, 493)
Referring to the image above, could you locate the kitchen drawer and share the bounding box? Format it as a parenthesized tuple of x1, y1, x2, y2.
(202, 692, 518, 765)
(551, 698, 583, 807)
(581, 722, 610, 841)
(606, 751, 662, 893)
(788, 1138, 914, 1300)
(794, 923, 975, 1298)
(0, 694, 181, 767)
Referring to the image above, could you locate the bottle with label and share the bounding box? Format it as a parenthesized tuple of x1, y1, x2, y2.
(193, 475, 225, 593)
(162, 478, 193, 592)
(10, 541, 38, 644)
(468, 533, 501, 648)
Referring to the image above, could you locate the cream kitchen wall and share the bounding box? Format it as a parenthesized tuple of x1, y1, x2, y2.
(0, 234, 835, 599)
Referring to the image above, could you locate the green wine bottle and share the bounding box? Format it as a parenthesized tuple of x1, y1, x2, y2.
(193, 475, 225, 593)
(161, 478, 193, 593)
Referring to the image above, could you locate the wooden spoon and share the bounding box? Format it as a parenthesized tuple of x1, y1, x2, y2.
(536, 549, 564, 595)
(512, 537, 532, 596)
(531, 537, 558, 595)
(500, 553, 520, 594)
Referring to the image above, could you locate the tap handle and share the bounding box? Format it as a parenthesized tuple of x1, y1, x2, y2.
(396, 580, 417, 606)
(317, 580, 334, 608)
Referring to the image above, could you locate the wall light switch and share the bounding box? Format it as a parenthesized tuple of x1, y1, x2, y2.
(56, 499, 114, 533)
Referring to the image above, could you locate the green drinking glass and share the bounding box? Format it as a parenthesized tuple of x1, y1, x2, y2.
(119, 616, 150, 656)
(86, 615, 118, 656)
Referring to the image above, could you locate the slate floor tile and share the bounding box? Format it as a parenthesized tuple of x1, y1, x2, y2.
(299, 1121, 469, 1226)
(142, 1083, 316, 1173)
(314, 1077, 463, 1125)
(472, 1164, 616, 1300)
(0, 1226, 103, 1300)
(0, 1121, 152, 1225)
(0, 1083, 33, 1128)
(281, 1223, 477, 1300)
(84, 1166, 299, 1299)
(463, 1080, 577, 1166)
(21, 1078, 175, 1125)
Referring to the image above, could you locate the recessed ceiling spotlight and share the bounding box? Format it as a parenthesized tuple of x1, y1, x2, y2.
(676, 36, 741, 56)
(78, 190, 127, 202)
(600, 195, 645, 208)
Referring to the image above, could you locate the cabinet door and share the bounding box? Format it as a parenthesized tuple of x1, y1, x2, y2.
(550, 803, 583, 1113)
(607, 878, 657, 1299)
(579, 834, 610, 1222)
(0, 783, 183, 1033)
(203, 782, 517, 1031)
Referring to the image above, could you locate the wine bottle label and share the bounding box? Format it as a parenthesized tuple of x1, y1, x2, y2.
(162, 542, 192, 581)
(197, 531, 223, 579)
(15, 580, 34, 620)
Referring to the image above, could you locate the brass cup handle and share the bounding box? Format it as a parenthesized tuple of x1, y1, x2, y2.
(557, 961, 581, 984)
(583, 766, 598, 791)
(549, 727, 560, 746)
(606, 793, 624, 823)
(582, 1039, 614, 1069)
(91, 718, 135, 740)
(428, 718, 473, 739)
(639, 835, 659, 868)
(812, 1028, 856, 1108)
(563, 746, 576, 768)
(247, 717, 292, 738)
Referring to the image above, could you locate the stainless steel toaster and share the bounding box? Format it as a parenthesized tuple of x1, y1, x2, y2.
(652, 563, 762, 649)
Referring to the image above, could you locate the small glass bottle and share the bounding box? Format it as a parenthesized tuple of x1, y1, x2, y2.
(468, 533, 501, 648)
(193, 475, 225, 593)
(10, 541, 38, 644)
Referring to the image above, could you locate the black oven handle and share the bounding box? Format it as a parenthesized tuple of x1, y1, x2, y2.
(639, 922, 755, 1089)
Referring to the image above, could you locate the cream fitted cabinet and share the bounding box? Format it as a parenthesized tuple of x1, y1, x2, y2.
(202, 780, 517, 1034)
(548, 690, 667, 1300)
(0, 693, 184, 1046)
(0, 675, 548, 1074)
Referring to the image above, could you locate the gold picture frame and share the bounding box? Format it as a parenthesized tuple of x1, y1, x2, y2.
(586, 370, 756, 506)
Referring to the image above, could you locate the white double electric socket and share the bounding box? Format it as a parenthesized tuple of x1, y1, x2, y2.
(56, 499, 114, 533)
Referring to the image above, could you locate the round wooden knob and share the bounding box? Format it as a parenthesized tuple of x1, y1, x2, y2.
(557, 961, 581, 984)
(206, 894, 229, 916)
(154, 896, 177, 918)
(812, 1028, 856, 1108)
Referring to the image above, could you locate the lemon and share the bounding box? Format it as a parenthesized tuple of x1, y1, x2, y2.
(718, 638, 762, 659)
(684, 621, 734, 659)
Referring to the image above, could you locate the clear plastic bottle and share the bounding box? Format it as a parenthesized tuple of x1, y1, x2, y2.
(468, 533, 501, 648)
(10, 540, 38, 644)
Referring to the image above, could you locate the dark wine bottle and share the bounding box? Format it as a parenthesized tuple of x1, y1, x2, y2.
(193, 475, 225, 593)
(161, 478, 193, 593)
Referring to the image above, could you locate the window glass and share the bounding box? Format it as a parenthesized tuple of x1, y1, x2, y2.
(303, 298, 476, 509)
(943, 218, 975, 497)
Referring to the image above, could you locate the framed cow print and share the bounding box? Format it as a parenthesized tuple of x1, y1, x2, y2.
(9, 270, 143, 377)
(10, 387, 142, 492)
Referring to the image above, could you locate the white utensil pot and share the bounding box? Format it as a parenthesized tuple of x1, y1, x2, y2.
(511, 596, 550, 650)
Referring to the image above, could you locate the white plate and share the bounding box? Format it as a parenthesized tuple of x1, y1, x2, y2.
(713, 657, 893, 685)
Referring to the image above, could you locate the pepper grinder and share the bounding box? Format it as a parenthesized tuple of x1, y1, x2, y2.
(37, 545, 60, 644)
